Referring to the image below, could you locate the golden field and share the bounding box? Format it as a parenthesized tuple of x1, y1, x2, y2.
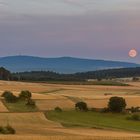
(36, 99, 75, 111)
(0, 80, 140, 139)
(0, 136, 140, 140)
(0, 101, 9, 112)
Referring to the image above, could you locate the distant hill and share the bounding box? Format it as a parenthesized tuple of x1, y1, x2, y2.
(0, 55, 139, 73)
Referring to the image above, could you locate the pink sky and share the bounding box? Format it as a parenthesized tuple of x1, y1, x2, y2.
(0, 0, 140, 63)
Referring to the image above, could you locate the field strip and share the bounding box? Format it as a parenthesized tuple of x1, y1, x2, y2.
(36, 99, 75, 110)
(47, 128, 140, 137)
(0, 136, 140, 140)
(1, 112, 140, 137)
(0, 112, 62, 134)
(0, 100, 9, 112)
(0, 112, 62, 127)
(39, 89, 69, 94)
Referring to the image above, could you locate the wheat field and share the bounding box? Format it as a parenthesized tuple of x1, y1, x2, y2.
(0, 81, 140, 139)
(0, 136, 140, 140)
(36, 99, 75, 111)
(0, 101, 9, 112)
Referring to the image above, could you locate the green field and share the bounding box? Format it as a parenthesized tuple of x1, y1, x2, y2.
(3, 100, 38, 112)
(46, 110, 140, 132)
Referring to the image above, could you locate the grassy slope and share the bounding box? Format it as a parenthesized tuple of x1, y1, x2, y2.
(46, 111, 140, 132)
(3, 100, 38, 112)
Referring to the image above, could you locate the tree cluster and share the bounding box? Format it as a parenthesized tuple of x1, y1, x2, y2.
(2, 90, 36, 107)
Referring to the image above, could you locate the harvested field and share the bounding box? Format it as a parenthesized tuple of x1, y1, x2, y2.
(0, 100, 9, 112)
(0, 112, 62, 135)
(126, 82, 140, 88)
(0, 81, 61, 93)
(0, 80, 139, 95)
(30, 94, 66, 100)
(0, 136, 140, 140)
(36, 99, 75, 111)
(125, 97, 140, 108)
(0, 81, 140, 109)
(0, 91, 67, 100)
(84, 97, 140, 109)
(84, 99, 108, 108)
(0, 81, 140, 138)
(0, 112, 139, 138)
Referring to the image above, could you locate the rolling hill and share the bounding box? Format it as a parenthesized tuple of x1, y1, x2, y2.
(0, 56, 139, 73)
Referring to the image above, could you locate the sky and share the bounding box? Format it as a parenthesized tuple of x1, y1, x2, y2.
(0, 0, 140, 63)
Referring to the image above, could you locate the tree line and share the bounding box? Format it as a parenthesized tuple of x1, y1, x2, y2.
(0, 67, 140, 82)
(12, 67, 140, 81)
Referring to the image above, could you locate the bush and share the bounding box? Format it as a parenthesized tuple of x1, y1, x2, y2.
(19, 90, 32, 100)
(26, 99, 36, 107)
(0, 125, 16, 134)
(1, 91, 13, 98)
(131, 114, 140, 121)
(5, 125, 16, 134)
(100, 107, 110, 113)
(2, 91, 18, 103)
(108, 96, 126, 113)
(130, 107, 140, 113)
(54, 107, 62, 112)
(127, 114, 140, 121)
(6, 95, 18, 103)
(75, 102, 88, 111)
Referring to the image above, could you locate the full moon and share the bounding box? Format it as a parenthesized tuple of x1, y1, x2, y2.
(129, 49, 137, 58)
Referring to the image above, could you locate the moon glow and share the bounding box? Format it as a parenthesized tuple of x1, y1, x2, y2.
(129, 49, 137, 58)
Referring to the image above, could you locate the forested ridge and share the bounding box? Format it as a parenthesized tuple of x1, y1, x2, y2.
(12, 67, 140, 81)
(0, 66, 140, 81)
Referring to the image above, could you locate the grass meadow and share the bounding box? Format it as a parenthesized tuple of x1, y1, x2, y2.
(46, 110, 140, 132)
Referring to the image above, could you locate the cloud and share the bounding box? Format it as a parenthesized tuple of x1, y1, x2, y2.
(0, 1, 8, 6)
(0, 0, 86, 16)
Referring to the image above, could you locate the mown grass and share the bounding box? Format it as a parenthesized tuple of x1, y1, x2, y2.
(46, 110, 140, 132)
(3, 100, 38, 112)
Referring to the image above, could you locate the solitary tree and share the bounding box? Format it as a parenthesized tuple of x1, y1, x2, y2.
(54, 107, 62, 112)
(108, 96, 126, 112)
(75, 102, 88, 111)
